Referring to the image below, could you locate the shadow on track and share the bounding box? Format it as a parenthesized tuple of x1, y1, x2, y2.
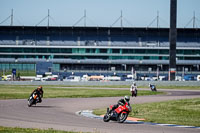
(29, 105, 55, 108)
(106, 121, 145, 125)
(123, 121, 145, 124)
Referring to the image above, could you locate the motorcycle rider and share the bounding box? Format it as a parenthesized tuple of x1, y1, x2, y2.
(149, 83, 156, 91)
(109, 96, 130, 114)
(130, 82, 137, 97)
(30, 86, 44, 103)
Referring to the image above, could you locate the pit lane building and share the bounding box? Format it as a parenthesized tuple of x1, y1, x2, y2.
(0, 26, 200, 74)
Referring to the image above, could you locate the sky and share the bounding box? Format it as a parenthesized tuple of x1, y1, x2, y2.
(0, 0, 200, 28)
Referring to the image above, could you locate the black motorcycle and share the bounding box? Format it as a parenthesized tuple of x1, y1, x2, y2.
(27, 92, 40, 107)
(150, 85, 157, 91)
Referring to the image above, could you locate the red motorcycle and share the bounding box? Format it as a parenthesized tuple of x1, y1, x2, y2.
(103, 102, 132, 123)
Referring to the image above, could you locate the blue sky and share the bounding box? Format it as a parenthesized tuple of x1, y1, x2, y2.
(0, 0, 199, 28)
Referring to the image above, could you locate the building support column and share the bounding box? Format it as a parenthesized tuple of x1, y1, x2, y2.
(169, 0, 177, 81)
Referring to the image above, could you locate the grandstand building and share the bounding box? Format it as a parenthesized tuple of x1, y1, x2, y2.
(0, 26, 200, 74)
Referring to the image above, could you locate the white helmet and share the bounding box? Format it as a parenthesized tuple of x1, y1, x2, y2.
(149, 83, 151, 87)
(124, 95, 130, 102)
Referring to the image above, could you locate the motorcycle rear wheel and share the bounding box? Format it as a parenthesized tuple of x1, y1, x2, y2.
(103, 114, 110, 122)
(117, 113, 128, 123)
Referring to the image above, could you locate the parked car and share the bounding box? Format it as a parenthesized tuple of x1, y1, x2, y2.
(183, 75, 196, 81)
(63, 76, 81, 82)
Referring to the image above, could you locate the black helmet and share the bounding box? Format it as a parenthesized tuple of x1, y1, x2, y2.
(37, 86, 42, 90)
(124, 95, 130, 102)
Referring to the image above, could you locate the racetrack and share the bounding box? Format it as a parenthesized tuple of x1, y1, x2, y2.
(0, 89, 200, 133)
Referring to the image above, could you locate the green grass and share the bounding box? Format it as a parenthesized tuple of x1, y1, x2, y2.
(109, 85, 200, 90)
(0, 85, 163, 99)
(94, 98, 200, 127)
(48, 85, 200, 90)
(135, 86, 200, 90)
(155, 86, 200, 90)
(0, 126, 86, 133)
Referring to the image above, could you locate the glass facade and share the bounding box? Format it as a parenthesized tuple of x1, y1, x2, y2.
(0, 47, 200, 61)
(0, 63, 60, 71)
(0, 63, 35, 70)
(0, 26, 200, 72)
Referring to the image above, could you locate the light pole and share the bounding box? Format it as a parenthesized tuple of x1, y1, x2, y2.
(169, 0, 177, 81)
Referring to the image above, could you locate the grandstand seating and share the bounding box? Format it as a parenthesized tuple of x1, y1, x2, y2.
(0, 28, 200, 47)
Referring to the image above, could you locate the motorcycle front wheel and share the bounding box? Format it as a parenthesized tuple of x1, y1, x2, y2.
(103, 114, 110, 122)
(28, 98, 34, 107)
(117, 113, 128, 123)
(28, 99, 32, 107)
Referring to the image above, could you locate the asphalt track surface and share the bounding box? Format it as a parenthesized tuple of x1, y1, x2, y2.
(0, 89, 200, 133)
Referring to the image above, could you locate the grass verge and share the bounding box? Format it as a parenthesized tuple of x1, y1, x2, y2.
(56, 85, 200, 90)
(0, 126, 85, 133)
(0, 85, 163, 99)
(94, 98, 200, 127)
(154, 86, 200, 90)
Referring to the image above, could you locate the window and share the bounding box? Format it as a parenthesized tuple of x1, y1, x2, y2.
(112, 49, 120, 53)
(61, 48, 72, 53)
(99, 49, 107, 53)
(159, 50, 169, 54)
(122, 49, 134, 54)
(35, 48, 47, 53)
(48, 48, 60, 53)
(135, 49, 145, 54)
